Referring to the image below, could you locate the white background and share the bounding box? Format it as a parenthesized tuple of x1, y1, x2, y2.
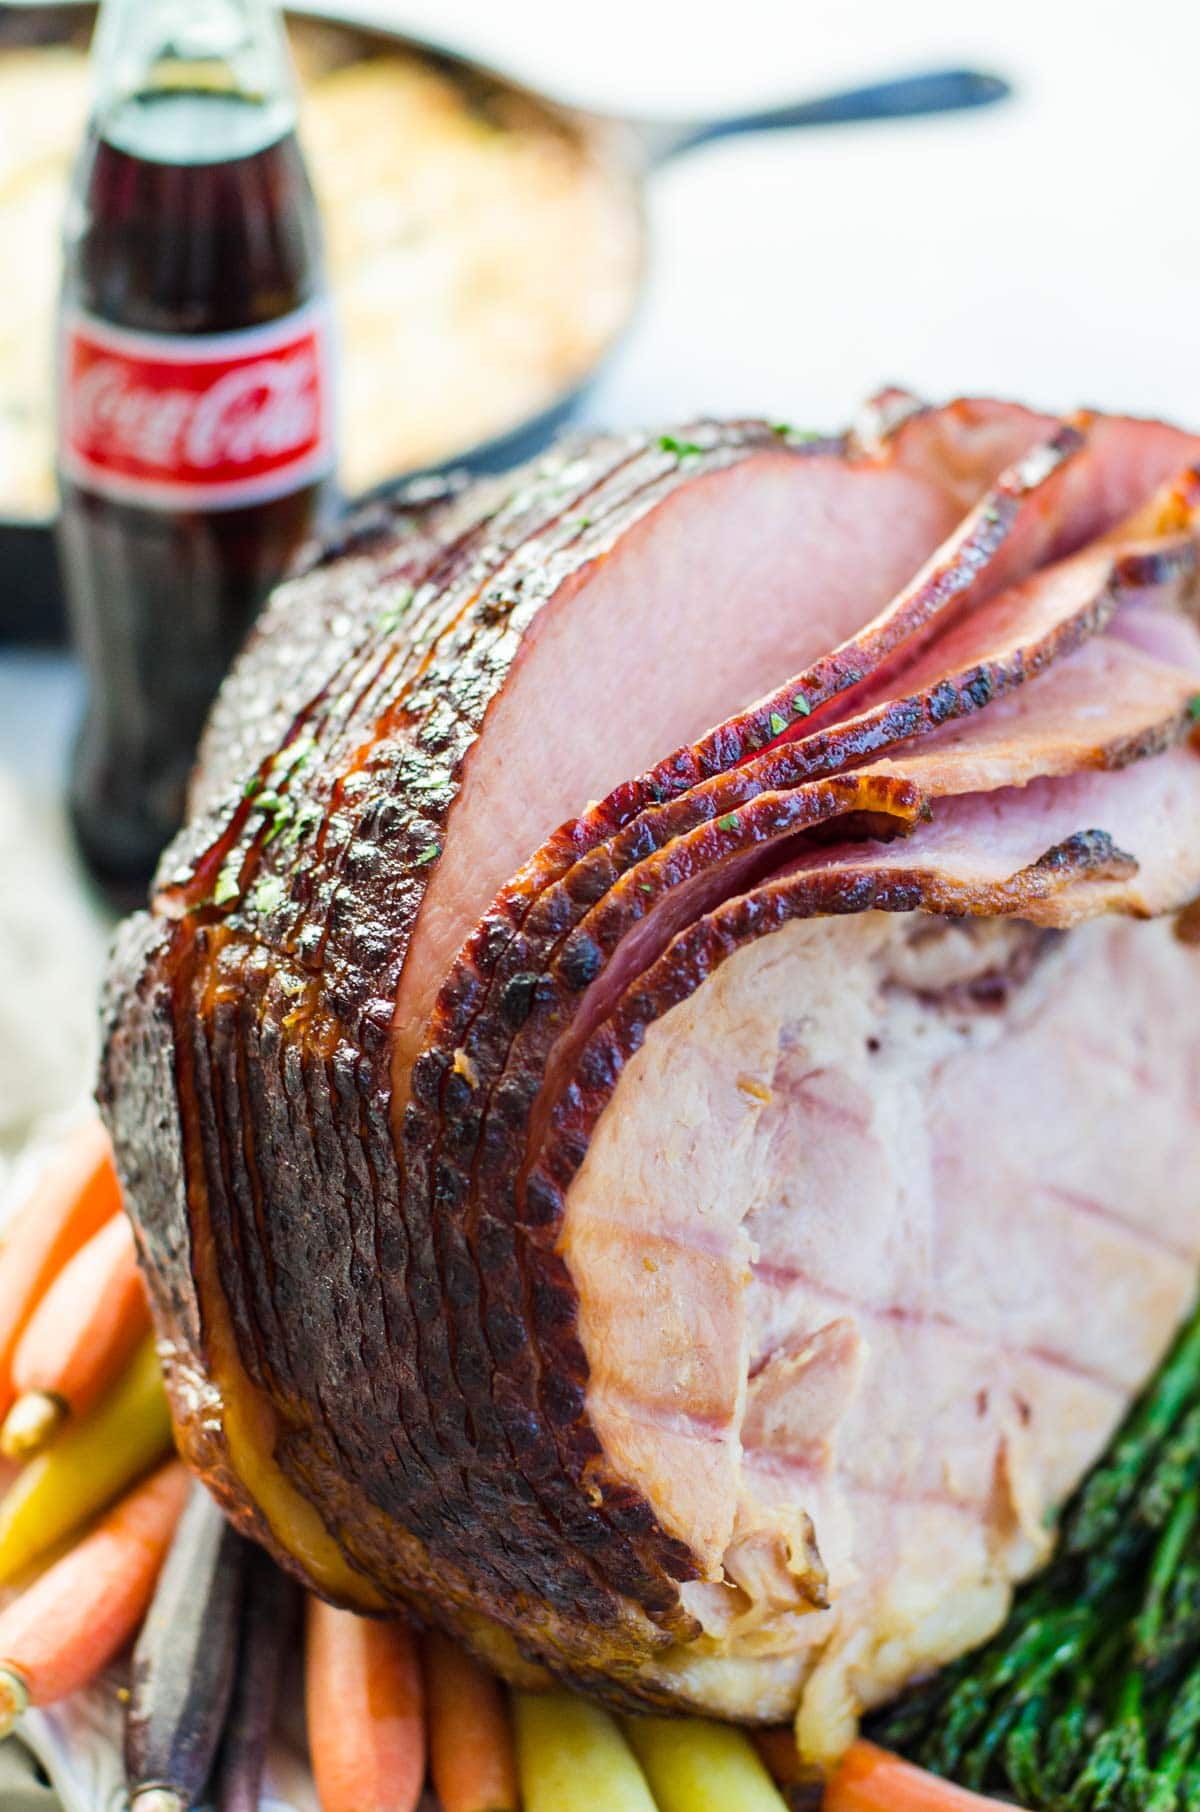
(333, 0, 1200, 431)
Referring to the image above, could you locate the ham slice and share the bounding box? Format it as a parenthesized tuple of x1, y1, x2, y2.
(100, 396, 1200, 1764)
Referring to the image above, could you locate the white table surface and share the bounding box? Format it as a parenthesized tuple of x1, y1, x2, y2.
(344, 0, 1200, 429)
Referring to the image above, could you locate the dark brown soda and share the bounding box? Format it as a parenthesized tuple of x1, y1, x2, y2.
(59, 88, 329, 900)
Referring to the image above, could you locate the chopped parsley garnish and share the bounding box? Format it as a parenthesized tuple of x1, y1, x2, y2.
(1189, 693, 1200, 722)
(242, 736, 318, 847)
(255, 791, 295, 847)
(377, 585, 415, 634)
(769, 711, 787, 736)
(289, 801, 322, 844)
(212, 856, 243, 908)
(415, 842, 441, 865)
(717, 813, 739, 833)
(771, 423, 822, 443)
(271, 735, 315, 782)
(242, 738, 316, 828)
(793, 693, 813, 718)
(249, 874, 287, 917)
(658, 433, 706, 460)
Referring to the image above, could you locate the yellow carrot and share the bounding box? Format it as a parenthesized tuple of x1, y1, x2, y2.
(0, 1120, 121, 1416)
(2, 1211, 150, 1458)
(0, 1461, 188, 1735)
(424, 1630, 518, 1812)
(622, 1714, 789, 1812)
(513, 1691, 656, 1812)
(0, 1334, 171, 1583)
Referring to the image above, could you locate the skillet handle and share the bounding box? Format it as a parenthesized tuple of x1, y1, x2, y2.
(633, 66, 1011, 167)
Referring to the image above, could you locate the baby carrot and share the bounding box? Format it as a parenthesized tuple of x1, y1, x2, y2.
(622, 1714, 789, 1812)
(125, 1480, 250, 1812)
(0, 1460, 187, 1736)
(754, 1725, 807, 1787)
(0, 1119, 121, 1416)
(513, 1692, 656, 1812)
(305, 1599, 425, 1812)
(824, 1741, 1009, 1811)
(424, 1630, 518, 1812)
(214, 1548, 299, 1812)
(2, 1212, 150, 1458)
(0, 1333, 171, 1583)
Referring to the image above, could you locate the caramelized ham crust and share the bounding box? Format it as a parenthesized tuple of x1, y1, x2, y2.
(100, 395, 1200, 1761)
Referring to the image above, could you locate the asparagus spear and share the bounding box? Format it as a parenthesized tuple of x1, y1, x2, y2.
(1136, 1486, 1200, 1667)
(124, 1480, 250, 1812)
(1144, 1671, 1200, 1812)
(1066, 1309, 1200, 1556)
(1002, 1692, 1051, 1808)
(873, 1295, 1200, 1807)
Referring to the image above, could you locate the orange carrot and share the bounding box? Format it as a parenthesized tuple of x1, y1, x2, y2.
(0, 1120, 122, 1417)
(0, 1459, 188, 1735)
(305, 1599, 425, 1812)
(2, 1212, 150, 1458)
(824, 1740, 1010, 1811)
(424, 1630, 518, 1812)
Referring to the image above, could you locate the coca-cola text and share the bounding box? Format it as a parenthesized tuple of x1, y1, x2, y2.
(60, 303, 332, 508)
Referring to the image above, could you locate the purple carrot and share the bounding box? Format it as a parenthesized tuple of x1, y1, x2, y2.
(124, 1480, 249, 1812)
(215, 1547, 300, 1812)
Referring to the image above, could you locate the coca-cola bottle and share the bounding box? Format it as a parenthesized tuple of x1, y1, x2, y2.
(57, 0, 334, 898)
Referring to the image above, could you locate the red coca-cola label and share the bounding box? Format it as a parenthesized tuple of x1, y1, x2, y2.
(58, 301, 334, 509)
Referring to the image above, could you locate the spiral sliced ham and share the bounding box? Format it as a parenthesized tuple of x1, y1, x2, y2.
(100, 395, 1200, 1763)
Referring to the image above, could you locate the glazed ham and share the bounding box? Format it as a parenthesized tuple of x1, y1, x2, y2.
(100, 395, 1200, 1763)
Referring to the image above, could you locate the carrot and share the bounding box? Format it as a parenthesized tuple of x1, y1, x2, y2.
(0, 1459, 188, 1736)
(125, 1480, 250, 1812)
(824, 1740, 1010, 1811)
(0, 1119, 121, 1417)
(2, 1211, 150, 1458)
(215, 1550, 299, 1812)
(0, 1333, 172, 1584)
(305, 1599, 425, 1812)
(754, 1727, 807, 1788)
(513, 1692, 656, 1812)
(622, 1714, 789, 1811)
(424, 1630, 518, 1812)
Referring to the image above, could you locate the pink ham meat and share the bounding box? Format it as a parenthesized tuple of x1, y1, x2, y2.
(99, 395, 1200, 1765)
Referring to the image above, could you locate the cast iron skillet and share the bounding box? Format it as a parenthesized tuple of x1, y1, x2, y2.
(0, 1, 1010, 644)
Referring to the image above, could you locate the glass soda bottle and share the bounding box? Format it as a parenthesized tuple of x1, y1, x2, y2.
(57, 0, 334, 899)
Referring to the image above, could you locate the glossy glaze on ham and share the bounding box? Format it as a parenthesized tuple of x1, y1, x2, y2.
(99, 395, 1200, 1762)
